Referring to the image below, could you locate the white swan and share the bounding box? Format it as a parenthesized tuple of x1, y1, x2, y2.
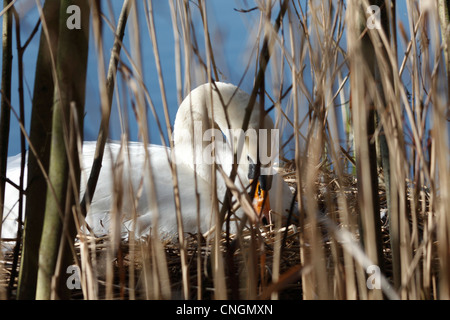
(1, 82, 294, 243)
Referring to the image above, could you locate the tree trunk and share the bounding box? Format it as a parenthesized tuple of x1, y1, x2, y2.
(17, 0, 60, 300)
(438, 0, 450, 99)
(365, 0, 397, 292)
(373, 0, 398, 292)
(35, 0, 90, 300)
(348, 0, 385, 299)
(0, 0, 13, 238)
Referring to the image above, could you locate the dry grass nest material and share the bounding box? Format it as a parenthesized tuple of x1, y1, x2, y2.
(1, 160, 437, 300)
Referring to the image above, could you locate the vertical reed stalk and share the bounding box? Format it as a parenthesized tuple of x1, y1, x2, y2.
(0, 0, 13, 238)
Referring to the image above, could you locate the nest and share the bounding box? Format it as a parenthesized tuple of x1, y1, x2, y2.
(1, 161, 438, 300)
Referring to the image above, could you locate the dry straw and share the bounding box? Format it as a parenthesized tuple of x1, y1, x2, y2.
(0, 0, 449, 300)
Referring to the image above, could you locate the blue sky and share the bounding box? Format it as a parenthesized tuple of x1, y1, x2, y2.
(3, 0, 261, 156)
(0, 0, 442, 157)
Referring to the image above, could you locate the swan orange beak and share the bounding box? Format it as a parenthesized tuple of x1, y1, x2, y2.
(251, 180, 272, 225)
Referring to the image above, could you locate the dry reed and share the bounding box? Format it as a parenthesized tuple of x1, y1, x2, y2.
(0, 0, 449, 300)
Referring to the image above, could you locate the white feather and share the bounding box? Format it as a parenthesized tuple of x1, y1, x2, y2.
(2, 82, 295, 245)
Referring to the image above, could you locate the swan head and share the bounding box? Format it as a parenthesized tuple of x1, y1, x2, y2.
(247, 156, 273, 224)
(173, 82, 280, 224)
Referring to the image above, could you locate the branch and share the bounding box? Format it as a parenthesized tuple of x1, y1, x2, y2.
(80, 0, 132, 218)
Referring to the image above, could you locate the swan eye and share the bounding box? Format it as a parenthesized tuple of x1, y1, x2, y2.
(248, 162, 256, 180)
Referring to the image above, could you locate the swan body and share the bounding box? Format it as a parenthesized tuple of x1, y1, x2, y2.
(1, 82, 294, 244)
